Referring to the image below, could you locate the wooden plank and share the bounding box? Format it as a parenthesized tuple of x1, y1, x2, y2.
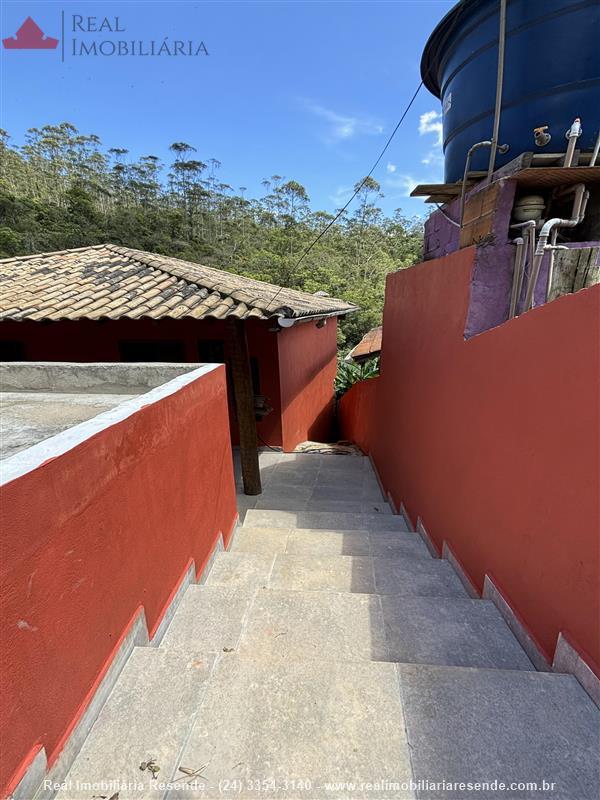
(549, 247, 600, 301)
(225, 318, 262, 496)
(510, 166, 600, 187)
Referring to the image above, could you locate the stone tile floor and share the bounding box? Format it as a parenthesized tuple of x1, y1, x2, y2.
(55, 451, 599, 800)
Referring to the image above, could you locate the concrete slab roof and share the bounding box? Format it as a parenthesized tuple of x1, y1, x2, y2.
(0, 362, 200, 462)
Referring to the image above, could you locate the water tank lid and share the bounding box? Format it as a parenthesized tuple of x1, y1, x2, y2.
(421, 0, 480, 98)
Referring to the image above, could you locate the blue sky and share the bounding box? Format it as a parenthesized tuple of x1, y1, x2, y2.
(1, 0, 453, 217)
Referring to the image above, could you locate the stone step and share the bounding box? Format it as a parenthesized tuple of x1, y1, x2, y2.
(56, 647, 214, 800)
(381, 596, 534, 671)
(165, 655, 412, 799)
(231, 527, 429, 558)
(252, 497, 392, 513)
(397, 664, 599, 799)
(159, 585, 254, 653)
(244, 509, 409, 532)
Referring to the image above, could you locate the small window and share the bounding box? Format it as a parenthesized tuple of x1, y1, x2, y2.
(197, 339, 225, 363)
(0, 340, 25, 360)
(118, 340, 185, 362)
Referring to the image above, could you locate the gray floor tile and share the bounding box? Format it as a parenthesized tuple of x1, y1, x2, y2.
(205, 552, 275, 589)
(167, 657, 413, 799)
(373, 558, 468, 597)
(369, 531, 431, 558)
(230, 527, 290, 554)
(381, 597, 534, 669)
(160, 585, 254, 652)
(238, 588, 389, 662)
(398, 665, 600, 799)
(57, 648, 214, 800)
(244, 509, 408, 531)
(286, 529, 372, 556)
(268, 554, 376, 593)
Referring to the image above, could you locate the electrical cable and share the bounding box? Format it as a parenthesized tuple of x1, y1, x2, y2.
(265, 0, 468, 313)
(265, 81, 423, 312)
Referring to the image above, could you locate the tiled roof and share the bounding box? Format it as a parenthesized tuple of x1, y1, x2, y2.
(0, 244, 357, 322)
(347, 325, 383, 361)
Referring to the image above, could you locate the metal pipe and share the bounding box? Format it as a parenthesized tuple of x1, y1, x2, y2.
(459, 140, 492, 227)
(509, 237, 525, 319)
(591, 131, 600, 167)
(523, 183, 587, 310)
(486, 0, 507, 182)
(564, 117, 582, 167)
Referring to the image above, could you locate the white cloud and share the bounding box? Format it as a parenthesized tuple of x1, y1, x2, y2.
(329, 185, 353, 208)
(419, 110, 443, 146)
(385, 174, 420, 198)
(417, 109, 444, 178)
(386, 162, 397, 173)
(304, 101, 384, 142)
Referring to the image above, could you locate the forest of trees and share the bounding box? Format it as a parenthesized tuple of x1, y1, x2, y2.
(0, 122, 424, 348)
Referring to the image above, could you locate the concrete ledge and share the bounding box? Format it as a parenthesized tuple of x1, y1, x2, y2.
(151, 562, 197, 646)
(416, 518, 440, 558)
(399, 502, 414, 532)
(442, 541, 480, 598)
(10, 747, 47, 800)
(367, 454, 392, 509)
(482, 575, 550, 672)
(552, 633, 600, 707)
(0, 361, 201, 393)
(1, 363, 220, 485)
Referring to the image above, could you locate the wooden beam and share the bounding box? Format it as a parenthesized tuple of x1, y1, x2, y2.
(225, 318, 262, 496)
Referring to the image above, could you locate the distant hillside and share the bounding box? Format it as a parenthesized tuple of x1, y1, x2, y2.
(0, 123, 423, 347)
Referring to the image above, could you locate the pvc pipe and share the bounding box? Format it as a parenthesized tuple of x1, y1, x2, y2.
(524, 183, 586, 310)
(487, 0, 507, 182)
(509, 219, 536, 316)
(509, 237, 525, 319)
(564, 118, 582, 167)
(591, 131, 600, 167)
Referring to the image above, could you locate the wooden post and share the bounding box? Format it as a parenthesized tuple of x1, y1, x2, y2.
(225, 318, 262, 495)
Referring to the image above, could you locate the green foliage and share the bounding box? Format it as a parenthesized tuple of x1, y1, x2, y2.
(335, 357, 380, 398)
(0, 123, 424, 347)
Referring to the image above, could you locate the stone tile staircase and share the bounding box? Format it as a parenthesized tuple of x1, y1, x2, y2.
(53, 453, 598, 799)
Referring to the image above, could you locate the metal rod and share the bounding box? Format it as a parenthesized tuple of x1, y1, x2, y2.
(487, 0, 507, 182)
(460, 140, 492, 227)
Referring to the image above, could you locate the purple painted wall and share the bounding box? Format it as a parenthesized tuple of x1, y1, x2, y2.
(424, 179, 599, 339)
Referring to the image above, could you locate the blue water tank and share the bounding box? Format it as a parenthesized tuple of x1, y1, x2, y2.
(421, 0, 600, 183)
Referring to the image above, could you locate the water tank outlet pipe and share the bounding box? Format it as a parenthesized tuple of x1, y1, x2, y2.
(523, 183, 587, 310)
(564, 118, 582, 167)
(486, 0, 508, 182)
(590, 131, 600, 167)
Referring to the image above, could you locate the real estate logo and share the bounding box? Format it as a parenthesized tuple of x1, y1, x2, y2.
(2, 12, 208, 60)
(2, 16, 59, 49)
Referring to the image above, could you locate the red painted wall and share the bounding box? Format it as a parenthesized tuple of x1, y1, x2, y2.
(0, 366, 237, 796)
(277, 319, 338, 451)
(341, 249, 600, 675)
(338, 376, 379, 455)
(0, 318, 283, 447)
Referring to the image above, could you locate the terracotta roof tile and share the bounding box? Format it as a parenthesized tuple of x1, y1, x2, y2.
(0, 244, 356, 323)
